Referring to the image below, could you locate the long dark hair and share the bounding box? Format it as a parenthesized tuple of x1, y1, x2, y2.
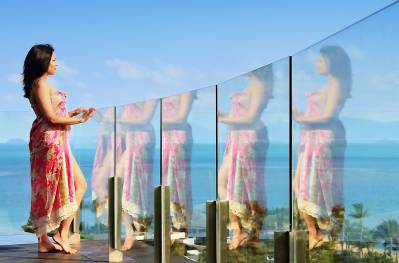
(320, 45, 352, 98)
(22, 44, 54, 99)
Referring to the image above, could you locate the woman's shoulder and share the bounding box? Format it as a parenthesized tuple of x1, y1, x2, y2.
(34, 79, 56, 91)
(47, 82, 58, 93)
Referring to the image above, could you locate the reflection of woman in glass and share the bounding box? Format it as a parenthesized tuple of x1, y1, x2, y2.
(162, 91, 195, 234)
(24, 44, 94, 254)
(218, 66, 273, 250)
(293, 46, 350, 249)
(91, 108, 120, 223)
(118, 100, 157, 251)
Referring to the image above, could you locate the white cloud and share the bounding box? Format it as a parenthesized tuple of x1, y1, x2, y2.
(57, 60, 78, 77)
(368, 70, 399, 89)
(67, 79, 87, 89)
(78, 92, 95, 106)
(105, 58, 188, 85)
(5, 73, 22, 85)
(344, 45, 366, 60)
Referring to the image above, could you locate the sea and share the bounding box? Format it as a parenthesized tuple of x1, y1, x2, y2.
(1, 142, 399, 245)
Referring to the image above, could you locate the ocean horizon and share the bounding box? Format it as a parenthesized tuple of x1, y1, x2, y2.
(1, 142, 398, 244)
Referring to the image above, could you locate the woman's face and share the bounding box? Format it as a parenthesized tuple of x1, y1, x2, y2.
(47, 52, 57, 75)
(316, 55, 329, 75)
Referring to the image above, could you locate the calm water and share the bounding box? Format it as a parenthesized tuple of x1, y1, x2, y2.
(1, 142, 399, 241)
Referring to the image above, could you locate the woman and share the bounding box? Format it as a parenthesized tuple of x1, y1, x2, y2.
(293, 45, 351, 249)
(91, 107, 119, 224)
(162, 91, 195, 234)
(218, 66, 273, 250)
(118, 100, 157, 251)
(24, 44, 95, 254)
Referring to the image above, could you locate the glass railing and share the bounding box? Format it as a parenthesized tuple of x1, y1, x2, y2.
(115, 99, 161, 261)
(162, 86, 217, 261)
(292, 2, 399, 262)
(1, 2, 399, 262)
(217, 60, 290, 262)
(0, 111, 37, 245)
(70, 106, 115, 261)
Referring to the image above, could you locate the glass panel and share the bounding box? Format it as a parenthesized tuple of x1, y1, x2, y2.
(115, 99, 160, 261)
(0, 111, 37, 245)
(217, 61, 290, 261)
(70, 106, 114, 260)
(292, 2, 399, 262)
(162, 87, 217, 261)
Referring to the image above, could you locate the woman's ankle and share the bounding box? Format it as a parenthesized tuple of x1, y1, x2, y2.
(55, 229, 69, 240)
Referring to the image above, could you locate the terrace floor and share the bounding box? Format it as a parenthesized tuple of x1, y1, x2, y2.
(0, 240, 192, 262)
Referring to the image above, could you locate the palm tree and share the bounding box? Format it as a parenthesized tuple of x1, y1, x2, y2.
(349, 203, 369, 245)
(373, 220, 399, 242)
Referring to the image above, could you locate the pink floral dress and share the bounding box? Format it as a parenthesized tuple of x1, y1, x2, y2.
(29, 90, 77, 236)
(162, 95, 193, 232)
(294, 91, 346, 230)
(91, 108, 121, 222)
(223, 91, 268, 232)
(120, 103, 155, 232)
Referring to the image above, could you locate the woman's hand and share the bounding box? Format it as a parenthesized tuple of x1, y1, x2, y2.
(292, 107, 304, 122)
(68, 107, 85, 117)
(77, 107, 96, 124)
(218, 111, 229, 123)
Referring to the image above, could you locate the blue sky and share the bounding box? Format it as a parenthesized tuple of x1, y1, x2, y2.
(0, 0, 396, 111)
(1, 0, 399, 144)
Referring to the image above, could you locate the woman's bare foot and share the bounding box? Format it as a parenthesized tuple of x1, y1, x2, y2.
(121, 236, 136, 251)
(38, 239, 63, 253)
(229, 232, 250, 250)
(309, 231, 324, 250)
(53, 231, 77, 254)
(314, 233, 328, 249)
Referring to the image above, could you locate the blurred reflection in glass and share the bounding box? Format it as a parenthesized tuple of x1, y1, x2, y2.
(91, 108, 118, 223)
(218, 66, 273, 250)
(117, 101, 157, 251)
(293, 46, 350, 249)
(162, 91, 195, 234)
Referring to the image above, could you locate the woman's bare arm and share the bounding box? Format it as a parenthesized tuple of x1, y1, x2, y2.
(120, 100, 157, 124)
(162, 92, 194, 124)
(34, 81, 88, 125)
(219, 85, 267, 125)
(294, 83, 342, 124)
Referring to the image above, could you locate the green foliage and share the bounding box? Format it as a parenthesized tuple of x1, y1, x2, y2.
(21, 216, 57, 236)
(310, 244, 396, 263)
(171, 241, 186, 257)
(349, 203, 369, 219)
(226, 240, 272, 263)
(373, 220, 399, 241)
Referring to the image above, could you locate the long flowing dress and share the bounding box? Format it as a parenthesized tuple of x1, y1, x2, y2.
(91, 108, 121, 222)
(121, 103, 155, 232)
(29, 90, 78, 236)
(223, 91, 268, 232)
(295, 91, 346, 230)
(162, 95, 193, 232)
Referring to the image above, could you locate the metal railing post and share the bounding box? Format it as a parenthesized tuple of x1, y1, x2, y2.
(206, 200, 217, 263)
(216, 200, 229, 263)
(154, 185, 171, 263)
(275, 231, 290, 263)
(108, 176, 123, 262)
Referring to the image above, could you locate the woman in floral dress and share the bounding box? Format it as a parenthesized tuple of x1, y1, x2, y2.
(162, 92, 195, 234)
(218, 66, 273, 250)
(293, 46, 351, 249)
(24, 44, 94, 253)
(118, 100, 157, 251)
